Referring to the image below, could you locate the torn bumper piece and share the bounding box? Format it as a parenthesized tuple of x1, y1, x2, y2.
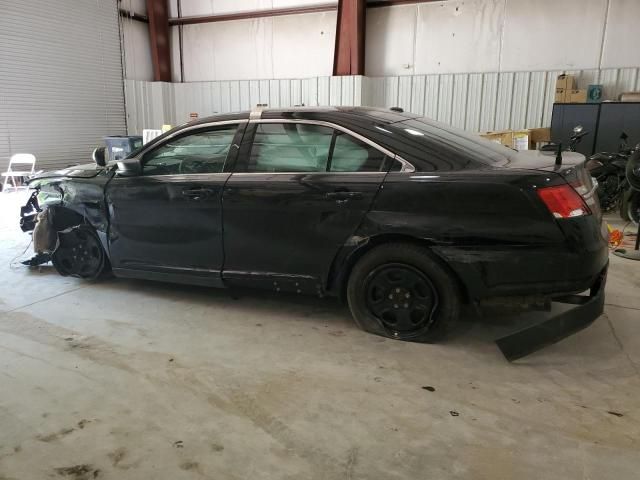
(496, 267, 608, 362)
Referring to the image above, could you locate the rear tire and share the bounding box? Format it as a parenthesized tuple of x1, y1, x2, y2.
(346, 243, 461, 343)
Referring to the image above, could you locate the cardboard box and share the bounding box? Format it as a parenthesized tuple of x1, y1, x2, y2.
(567, 89, 587, 103)
(512, 130, 530, 151)
(555, 88, 567, 103)
(480, 131, 513, 148)
(556, 74, 576, 91)
(479, 130, 529, 151)
(528, 127, 551, 150)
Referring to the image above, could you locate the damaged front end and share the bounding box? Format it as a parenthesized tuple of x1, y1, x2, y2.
(18, 164, 112, 276)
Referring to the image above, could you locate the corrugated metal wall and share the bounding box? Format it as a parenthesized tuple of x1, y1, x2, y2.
(124, 67, 640, 135)
(365, 68, 640, 131)
(0, 0, 126, 174)
(124, 76, 363, 133)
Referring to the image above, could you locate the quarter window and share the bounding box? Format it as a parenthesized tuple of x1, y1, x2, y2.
(247, 123, 333, 173)
(142, 125, 237, 175)
(329, 132, 389, 172)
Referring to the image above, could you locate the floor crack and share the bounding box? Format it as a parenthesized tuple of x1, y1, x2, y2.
(605, 302, 640, 312)
(606, 314, 640, 378)
(0, 285, 89, 317)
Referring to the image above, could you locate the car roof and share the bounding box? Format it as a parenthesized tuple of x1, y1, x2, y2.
(187, 106, 420, 128)
(175, 107, 512, 171)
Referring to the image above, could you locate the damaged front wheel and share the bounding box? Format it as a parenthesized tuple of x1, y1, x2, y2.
(52, 225, 108, 279)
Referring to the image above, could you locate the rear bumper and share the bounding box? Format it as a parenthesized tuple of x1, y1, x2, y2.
(495, 265, 607, 361)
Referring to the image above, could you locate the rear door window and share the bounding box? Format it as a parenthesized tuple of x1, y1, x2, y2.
(247, 123, 334, 173)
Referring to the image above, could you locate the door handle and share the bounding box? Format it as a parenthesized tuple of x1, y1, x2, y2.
(325, 191, 363, 201)
(182, 187, 213, 199)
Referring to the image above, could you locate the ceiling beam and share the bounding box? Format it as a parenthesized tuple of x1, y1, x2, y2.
(146, 0, 172, 82)
(167, 0, 442, 26)
(367, 0, 443, 8)
(333, 0, 366, 76)
(169, 3, 338, 26)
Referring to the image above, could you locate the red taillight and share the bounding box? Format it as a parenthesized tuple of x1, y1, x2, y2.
(537, 184, 591, 219)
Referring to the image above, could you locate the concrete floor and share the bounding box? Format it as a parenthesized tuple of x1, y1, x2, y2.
(0, 190, 639, 480)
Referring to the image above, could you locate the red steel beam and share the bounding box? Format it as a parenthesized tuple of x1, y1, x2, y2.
(146, 0, 172, 82)
(333, 0, 366, 76)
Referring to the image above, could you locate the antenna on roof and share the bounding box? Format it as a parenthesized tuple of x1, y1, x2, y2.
(390, 106, 404, 113)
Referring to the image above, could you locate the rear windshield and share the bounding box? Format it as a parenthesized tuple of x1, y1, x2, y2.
(386, 117, 516, 170)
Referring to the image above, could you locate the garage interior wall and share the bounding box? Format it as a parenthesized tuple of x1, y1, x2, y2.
(0, 0, 127, 173)
(125, 66, 640, 134)
(122, 0, 640, 134)
(365, 0, 640, 76)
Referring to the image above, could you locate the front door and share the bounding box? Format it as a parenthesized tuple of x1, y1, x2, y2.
(106, 122, 244, 286)
(221, 121, 396, 292)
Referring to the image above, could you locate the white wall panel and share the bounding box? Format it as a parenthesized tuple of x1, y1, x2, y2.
(500, 0, 608, 71)
(414, 0, 502, 74)
(361, 0, 638, 77)
(121, 18, 153, 81)
(179, 13, 335, 81)
(601, 0, 640, 68)
(182, 19, 273, 81)
(272, 13, 336, 79)
(365, 5, 416, 77)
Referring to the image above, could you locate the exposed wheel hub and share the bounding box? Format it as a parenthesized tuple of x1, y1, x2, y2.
(387, 287, 412, 309)
(52, 226, 105, 279)
(365, 263, 438, 335)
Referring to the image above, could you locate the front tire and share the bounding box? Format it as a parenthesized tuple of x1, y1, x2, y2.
(346, 243, 461, 342)
(51, 225, 108, 280)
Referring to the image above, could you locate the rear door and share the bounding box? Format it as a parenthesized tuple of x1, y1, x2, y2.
(221, 120, 399, 292)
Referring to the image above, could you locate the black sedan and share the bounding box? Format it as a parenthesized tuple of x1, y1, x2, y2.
(21, 107, 609, 359)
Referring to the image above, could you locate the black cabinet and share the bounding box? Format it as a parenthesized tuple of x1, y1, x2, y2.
(550, 102, 640, 156)
(595, 103, 640, 153)
(550, 103, 600, 156)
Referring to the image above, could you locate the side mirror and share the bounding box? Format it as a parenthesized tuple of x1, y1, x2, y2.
(92, 146, 106, 167)
(116, 158, 142, 177)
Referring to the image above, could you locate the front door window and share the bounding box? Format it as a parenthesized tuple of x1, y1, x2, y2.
(143, 126, 238, 176)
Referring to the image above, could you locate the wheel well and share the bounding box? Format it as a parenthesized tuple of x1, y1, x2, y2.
(332, 234, 470, 304)
(50, 206, 86, 231)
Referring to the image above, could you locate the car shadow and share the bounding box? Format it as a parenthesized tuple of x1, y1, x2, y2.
(89, 274, 567, 356)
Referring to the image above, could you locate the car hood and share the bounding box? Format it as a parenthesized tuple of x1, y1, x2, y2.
(27, 162, 105, 185)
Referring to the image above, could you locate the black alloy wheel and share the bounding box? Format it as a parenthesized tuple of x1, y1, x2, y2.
(347, 243, 461, 343)
(365, 263, 438, 335)
(51, 225, 106, 279)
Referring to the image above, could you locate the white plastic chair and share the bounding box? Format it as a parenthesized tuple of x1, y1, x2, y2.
(2, 153, 36, 192)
